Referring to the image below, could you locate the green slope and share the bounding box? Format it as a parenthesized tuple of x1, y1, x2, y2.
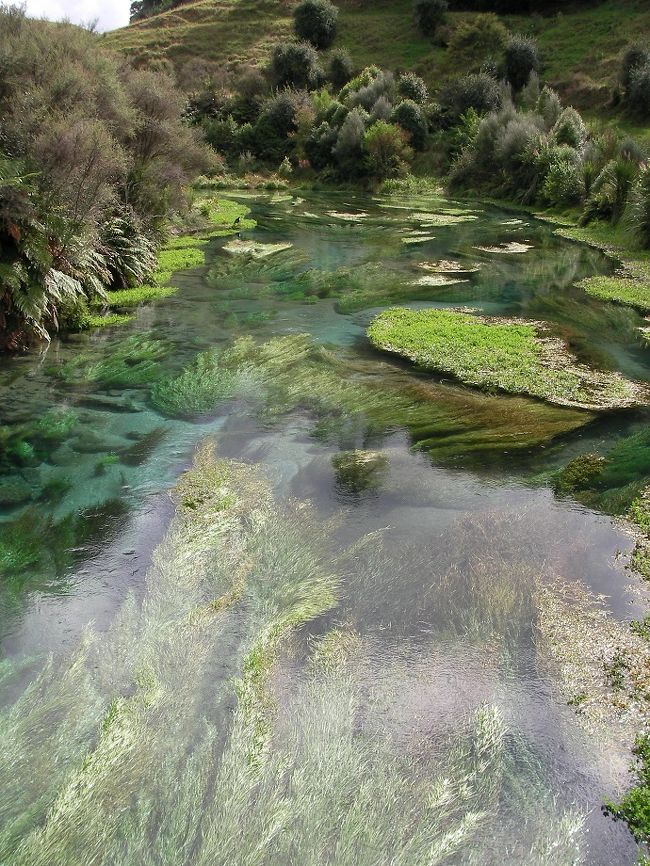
(104, 0, 650, 112)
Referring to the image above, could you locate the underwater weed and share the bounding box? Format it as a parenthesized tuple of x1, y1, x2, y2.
(150, 352, 239, 419)
(56, 336, 167, 388)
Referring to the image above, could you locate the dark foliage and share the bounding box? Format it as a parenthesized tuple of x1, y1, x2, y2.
(504, 36, 539, 91)
(269, 41, 323, 89)
(293, 0, 339, 49)
(328, 48, 354, 89)
(391, 100, 428, 150)
(439, 73, 503, 124)
(413, 0, 448, 39)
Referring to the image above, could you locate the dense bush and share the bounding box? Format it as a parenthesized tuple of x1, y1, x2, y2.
(621, 43, 650, 95)
(536, 85, 562, 128)
(391, 100, 428, 150)
(348, 70, 396, 111)
(398, 72, 429, 104)
(269, 41, 323, 89)
(293, 0, 339, 49)
(0, 7, 213, 350)
(628, 62, 650, 118)
(334, 108, 367, 177)
(413, 0, 448, 39)
(552, 107, 587, 150)
(364, 122, 413, 180)
(447, 14, 509, 70)
(581, 157, 638, 225)
(328, 48, 354, 89)
(371, 95, 394, 122)
(305, 121, 338, 171)
(541, 155, 584, 206)
(252, 91, 305, 162)
(626, 165, 650, 248)
(439, 73, 503, 124)
(504, 35, 539, 91)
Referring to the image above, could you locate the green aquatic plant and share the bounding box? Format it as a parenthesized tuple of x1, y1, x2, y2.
(0, 476, 33, 507)
(367, 307, 647, 410)
(0, 446, 587, 864)
(56, 336, 167, 388)
(552, 453, 607, 496)
(150, 352, 240, 418)
(332, 449, 388, 495)
(217, 334, 588, 459)
(33, 408, 78, 442)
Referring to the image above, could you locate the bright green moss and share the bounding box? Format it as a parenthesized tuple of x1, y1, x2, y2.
(367, 307, 645, 410)
(105, 285, 177, 307)
(85, 313, 134, 329)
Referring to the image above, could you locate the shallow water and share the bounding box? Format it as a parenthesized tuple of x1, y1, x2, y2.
(1, 188, 650, 864)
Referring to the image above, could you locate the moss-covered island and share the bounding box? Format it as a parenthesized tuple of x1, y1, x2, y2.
(367, 307, 648, 411)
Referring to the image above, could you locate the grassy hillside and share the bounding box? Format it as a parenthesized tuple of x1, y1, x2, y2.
(105, 0, 650, 110)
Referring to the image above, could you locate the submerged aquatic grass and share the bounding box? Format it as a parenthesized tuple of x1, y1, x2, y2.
(367, 307, 647, 410)
(150, 352, 239, 418)
(0, 443, 588, 865)
(55, 336, 167, 388)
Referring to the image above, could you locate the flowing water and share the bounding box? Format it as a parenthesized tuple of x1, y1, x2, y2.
(1, 188, 650, 864)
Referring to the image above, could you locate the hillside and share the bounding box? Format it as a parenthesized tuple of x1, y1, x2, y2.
(104, 0, 650, 111)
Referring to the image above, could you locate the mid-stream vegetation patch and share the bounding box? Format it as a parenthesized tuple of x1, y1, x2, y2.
(367, 307, 647, 411)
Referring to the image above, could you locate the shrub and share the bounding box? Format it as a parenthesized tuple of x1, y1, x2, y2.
(339, 65, 381, 102)
(203, 115, 242, 158)
(504, 35, 539, 91)
(364, 122, 413, 180)
(621, 43, 650, 96)
(447, 14, 509, 70)
(628, 62, 650, 118)
(625, 165, 650, 248)
(347, 70, 396, 111)
(0, 9, 214, 349)
(305, 121, 338, 171)
(581, 158, 638, 225)
(542, 157, 584, 207)
(398, 72, 428, 105)
(391, 100, 428, 150)
(551, 107, 587, 150)
(328, 48, 354, 89)
(536, 85, 562, 129)
(252, 91, 309, 162)
(371, 95, 393, 122)
(334, 108, 367, 177)
(413, 0, 448, 39)
(293, 0, 338, 49)
(440, 73, 503, 124)
(269, 41, 323, 90)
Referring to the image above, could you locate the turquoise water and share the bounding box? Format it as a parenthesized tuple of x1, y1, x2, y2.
(1, 188, 649, 864)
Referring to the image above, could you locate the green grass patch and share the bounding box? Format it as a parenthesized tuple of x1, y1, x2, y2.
(84, 312, 134, 328)
(105, 285, 177, 308)
(552, 220, 650, 314)
(367, 307, 645, 410)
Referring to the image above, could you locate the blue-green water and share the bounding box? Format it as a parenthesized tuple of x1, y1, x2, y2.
(1, 189, 649, 864)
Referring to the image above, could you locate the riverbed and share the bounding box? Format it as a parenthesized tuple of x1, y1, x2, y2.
(1, 188, 649, 864)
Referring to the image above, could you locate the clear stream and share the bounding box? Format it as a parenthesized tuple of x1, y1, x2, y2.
(1, 189, 650, 864)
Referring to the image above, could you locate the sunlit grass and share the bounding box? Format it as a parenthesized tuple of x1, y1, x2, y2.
(367, 307, 646, 410)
